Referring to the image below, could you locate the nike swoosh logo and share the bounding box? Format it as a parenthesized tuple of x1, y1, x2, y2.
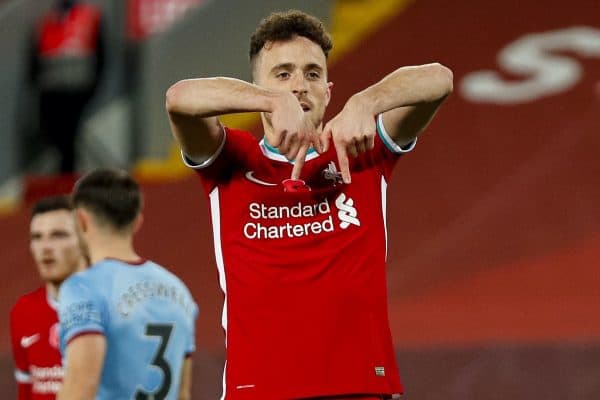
(236, 384, 256, 390)
(21, 334, 40, 348)
(245, 171, 277, 187)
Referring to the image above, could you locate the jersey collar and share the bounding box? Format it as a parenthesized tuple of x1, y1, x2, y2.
(46, 289, 58, 311)
(259, 137, 321, 163)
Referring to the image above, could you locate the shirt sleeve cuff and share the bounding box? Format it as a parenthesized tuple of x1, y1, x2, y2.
(181, 126, 227, 169)
(376, 113, 417, 154)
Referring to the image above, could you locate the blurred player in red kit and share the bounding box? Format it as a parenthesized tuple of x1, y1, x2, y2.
(166, 9, 452, 400)
(9, 196, 87, 399)
(28, 0, 104, 173)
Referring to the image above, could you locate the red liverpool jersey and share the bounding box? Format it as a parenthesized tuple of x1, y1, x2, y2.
(10, 286, 63, 400)
(185, 115, 415, 399)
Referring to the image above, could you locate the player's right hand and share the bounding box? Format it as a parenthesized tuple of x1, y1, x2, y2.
(267, 92, 318, 164)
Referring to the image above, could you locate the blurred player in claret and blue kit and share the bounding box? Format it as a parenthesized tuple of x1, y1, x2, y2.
(166, 9, 453, 400)
(56, 169, 198, 400)
(9, 196, 88, 400)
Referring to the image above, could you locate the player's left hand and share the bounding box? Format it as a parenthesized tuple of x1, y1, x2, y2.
(320, 97, 376, 184)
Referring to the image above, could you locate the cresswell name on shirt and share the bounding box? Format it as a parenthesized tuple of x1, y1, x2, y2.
(116, 280, 195, 319)
(243, 193, 360, 240)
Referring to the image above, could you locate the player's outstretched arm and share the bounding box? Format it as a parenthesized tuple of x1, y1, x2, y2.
(166, 77, 314, 163)
(57, 334, 106, 400)
(178, 356, 193, 400)
(322, 63, 453, 183)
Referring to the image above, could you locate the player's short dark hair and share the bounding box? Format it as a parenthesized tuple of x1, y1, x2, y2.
(72, 168, 142, 231)
(249, 9, 333, 70)
(31, 195, 73, 217)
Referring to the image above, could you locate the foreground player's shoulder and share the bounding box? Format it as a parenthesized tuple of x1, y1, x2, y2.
(59, 270, 103, 307)
(58, 270, 107, 344)
(223, 126, 260, 151)
(71, 259, 116, 285)
(223, 126, 257, 141)
(63, 269, 91, 288)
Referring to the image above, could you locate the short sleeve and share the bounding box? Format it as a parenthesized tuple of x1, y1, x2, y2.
(376, 113, 417, 154)
(183, 127, 256, 194)
(58, 275, 106, 354)
(181, 125, 227, 170)
(374, 113, 417, 180)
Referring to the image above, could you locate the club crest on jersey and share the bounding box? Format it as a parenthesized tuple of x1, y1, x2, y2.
(322, 161, 343, 185)
(49, 322, 60, 349)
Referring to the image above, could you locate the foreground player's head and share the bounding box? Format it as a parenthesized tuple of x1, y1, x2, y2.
(30, 195, 86, 286)
(249, 10, 333, 77)
(250, 10, 333, 129)
(72, 168, 143, 242)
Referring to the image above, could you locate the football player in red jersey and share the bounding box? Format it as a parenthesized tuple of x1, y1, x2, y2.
(9, 196, 87, 399)
(166, 9, 452, 400)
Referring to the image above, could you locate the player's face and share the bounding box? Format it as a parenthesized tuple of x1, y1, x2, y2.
(254, 35, 332, 129)
(30, 209, 84, 285)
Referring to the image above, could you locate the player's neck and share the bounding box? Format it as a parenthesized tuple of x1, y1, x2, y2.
(87, 233, 140, 265)
(46, 282, 59, 301)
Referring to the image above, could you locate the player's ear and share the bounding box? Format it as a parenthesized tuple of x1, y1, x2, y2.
(132, 213, 144, 234)
(325, 81, 333, 106)
(74, 208, 89, 233)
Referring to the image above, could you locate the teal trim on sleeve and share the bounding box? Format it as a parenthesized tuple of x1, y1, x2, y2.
(376, 113, 417, 154)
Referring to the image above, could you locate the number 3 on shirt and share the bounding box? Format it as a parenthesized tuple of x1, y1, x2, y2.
(135, 324, 173, 400)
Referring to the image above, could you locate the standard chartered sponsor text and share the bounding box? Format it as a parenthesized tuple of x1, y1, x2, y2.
(31, 365, 63, 393)
(245, 200, 334, 239)
(33, 380, 61, 394)
(31, 365, 64, 379)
